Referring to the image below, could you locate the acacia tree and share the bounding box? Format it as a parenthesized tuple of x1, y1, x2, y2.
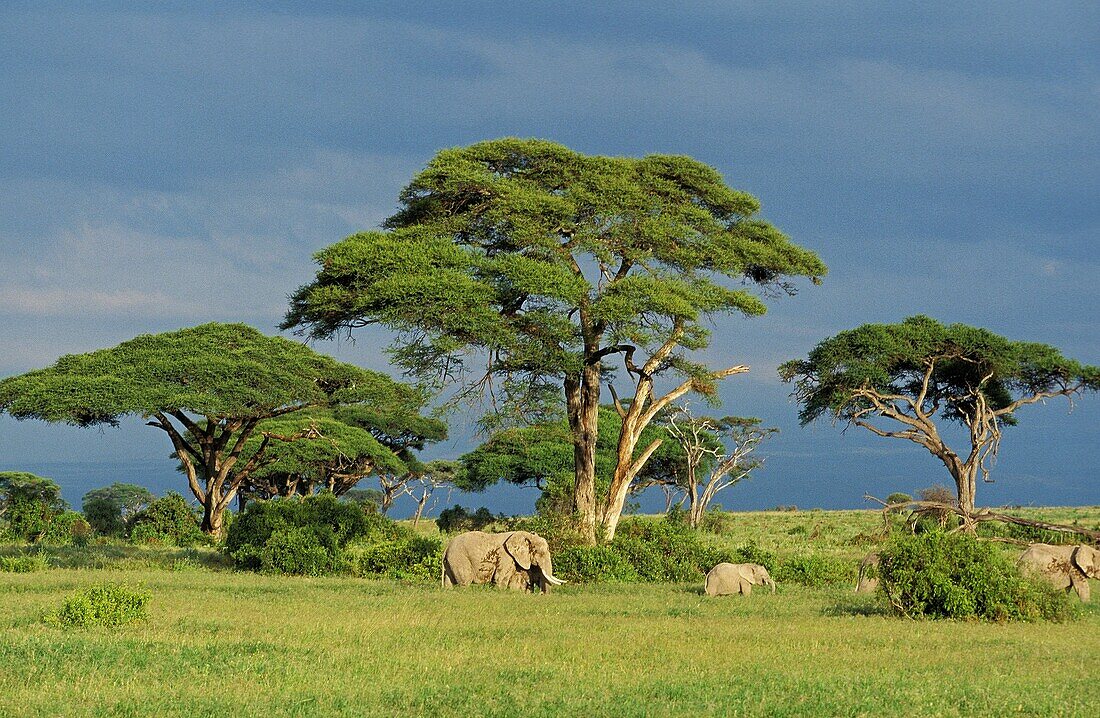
(332, 404, 448, 515)
(284, 138, 825, 543)
(662, 407, 775, 528)
(0, 323, 417, 536)
(779, 315, 1099, 514)
(233, 412, 407, 505)
(82, 483, 154, 536)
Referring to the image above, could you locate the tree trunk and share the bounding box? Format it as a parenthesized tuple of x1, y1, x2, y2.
(566, 366, 601, 545)
(201, 499, 224, 538)
(687, 481, 702, 529)
(412, 496, 427, 528)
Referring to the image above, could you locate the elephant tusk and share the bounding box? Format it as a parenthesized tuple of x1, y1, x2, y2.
(543, 573, 566, 586)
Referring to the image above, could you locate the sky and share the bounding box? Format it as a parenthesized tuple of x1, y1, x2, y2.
(0, 1, 1097, 515)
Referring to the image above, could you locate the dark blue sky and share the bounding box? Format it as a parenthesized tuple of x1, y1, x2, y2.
(1, 2, 1097, 514)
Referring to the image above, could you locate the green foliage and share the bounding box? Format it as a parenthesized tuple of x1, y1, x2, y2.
(728, 542, 778, 573)
(284, 138, 825, 430)
(44, 583, 150, 628)
(780, 316, 1100, 428)
(886, 492, 912, 509)
(878, 532, 1071, 621)
(0, 323, 414, 427)
(554, 545, 640, 583)
(82, 483, 154, 536)
(0, 472, 69, 542)
(235, 411, 408, 500)
(459, 406, 683, 509)
(0, 552, 50, 572)
(38, 511, 93, 546)
(436, 505, 499, 534)
(353, 534, 442, 580)
(774, 554, 854, 587)
(259, 527, 341, 576)
(226, 494, 370, 574)
(128, 492, 206, 547)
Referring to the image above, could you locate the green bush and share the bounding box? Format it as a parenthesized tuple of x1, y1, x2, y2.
(728, 542, 777, 573)
(0, 553, 50, 573)
(260, 527, 339, 576)
(879, 532, 1070, 622)
(227, 494, 369, 574)
(128, 492, 207, 547)
(38, 511, 93, 546)
(45, 583, 150, 628)
(699, 510, 737, 535)
(774, 554, 854, 587)
(609, 518, 709, 582)
(436, 505, 498, 534)
(353, 535, 442, 580)
(555, 545, 640, 583)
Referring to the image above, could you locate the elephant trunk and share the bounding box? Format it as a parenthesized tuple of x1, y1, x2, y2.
(766, 578, 776, 593)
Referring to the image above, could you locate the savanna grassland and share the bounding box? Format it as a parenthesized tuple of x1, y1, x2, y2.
(2, 508, 1099, 718)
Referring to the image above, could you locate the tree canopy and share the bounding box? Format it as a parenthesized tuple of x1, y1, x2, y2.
(779, 315, 1099, 512)
(283, 138, 825, 542)
(0, 323, 420, 535)
(82, 483, 154, 536)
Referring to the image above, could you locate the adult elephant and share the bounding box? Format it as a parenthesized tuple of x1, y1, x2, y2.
(1018, 543, 1099, 602)
(705, 562, 776, 596)
(442, 530, 565, 593)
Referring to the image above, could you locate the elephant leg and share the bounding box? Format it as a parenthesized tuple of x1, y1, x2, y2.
(1071, 573, 1091, 602)
(739, 579, 752, 596)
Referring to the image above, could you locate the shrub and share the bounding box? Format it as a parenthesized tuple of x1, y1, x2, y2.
(728, 542, 777, 573)
(260, 527, 339, 576)
(128, 492, 207, 547)
(503, 513, 588, 553)
(609, 517, 709, 582)
(878, 532, 1070, 622)
(699, 510, 737, 535)
(39, 511, 93, 546)
(45, 583, 150, 628)
(227, 494, 369, 575)
(354, 535, 442, 580)
(886, 492, 913, 512)
(555, 546, 640, 583)
(0, 553, 50, 573)
(775, 554, 854, 587)
(436, 505, 498, 534)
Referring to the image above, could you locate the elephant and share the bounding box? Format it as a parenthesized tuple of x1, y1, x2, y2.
(1017, 543, 1100, 602)
(704, 562, 776, 596)
(854, 552, 880, 594)
(442, 530, 565, 593)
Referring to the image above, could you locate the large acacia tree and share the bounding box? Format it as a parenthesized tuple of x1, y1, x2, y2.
(284, 138, 824, 542)
(0, 323, 418, 536)
(779, 315, 1099, 514)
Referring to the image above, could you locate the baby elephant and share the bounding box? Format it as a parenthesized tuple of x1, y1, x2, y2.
(705, 562, 776, 596)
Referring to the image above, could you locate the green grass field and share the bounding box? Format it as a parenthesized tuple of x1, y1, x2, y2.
(2, 508, 1099, 717)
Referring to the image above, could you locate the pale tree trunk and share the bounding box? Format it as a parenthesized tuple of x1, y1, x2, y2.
(602, 362, 748, 542)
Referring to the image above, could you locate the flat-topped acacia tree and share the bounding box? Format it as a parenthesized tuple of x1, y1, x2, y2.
(0, 323, 419, 536)
(283, 138, 825, 542)
(779, 315, 1100, 514)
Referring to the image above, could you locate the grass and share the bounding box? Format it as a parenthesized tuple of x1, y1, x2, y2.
(1, 507, 1098, 717)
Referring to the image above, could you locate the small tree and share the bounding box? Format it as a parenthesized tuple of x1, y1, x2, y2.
(82, 483, 154, 536)
(0, 323, 418, 537)
(408, 460, 460, 528)
(780, 316, 1099, 515)
(0, 472, 69, 542)
(662, 407, 775, 528)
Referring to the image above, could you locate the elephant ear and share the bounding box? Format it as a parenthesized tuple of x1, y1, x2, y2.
(1072, 546, 1098, 578)
(504, 532, 532, 570)
(736, 564, 756, 584)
